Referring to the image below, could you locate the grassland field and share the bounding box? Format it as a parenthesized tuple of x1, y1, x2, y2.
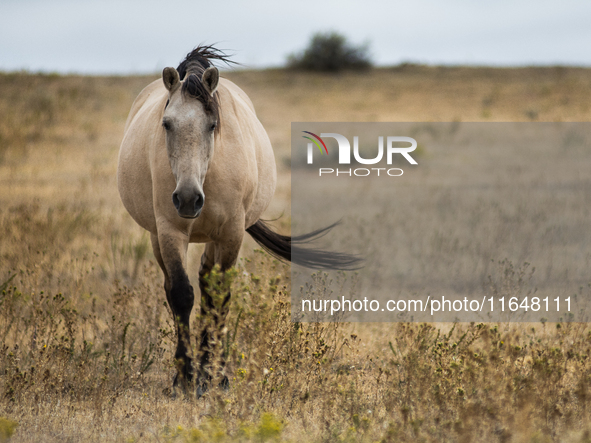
(1, 65, 591, 442)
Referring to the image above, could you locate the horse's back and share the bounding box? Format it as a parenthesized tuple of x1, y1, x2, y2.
(118, 79, 168, 234)
(214, 78, 277, 229)
(123, 79, 165, 133)
(219, 78, 256, 114)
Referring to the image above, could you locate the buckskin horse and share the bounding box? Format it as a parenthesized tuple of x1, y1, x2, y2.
(117, 45, 360, 395)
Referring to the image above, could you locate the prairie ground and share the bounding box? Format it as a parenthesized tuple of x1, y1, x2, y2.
(1, 65, 591, 442)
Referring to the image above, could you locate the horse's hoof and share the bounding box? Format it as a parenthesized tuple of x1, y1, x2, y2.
(172, 372, 194, 398)
(195, 374, 229, 398)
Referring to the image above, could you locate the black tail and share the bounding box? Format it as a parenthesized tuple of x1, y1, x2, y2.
(246, 220, 363, 270)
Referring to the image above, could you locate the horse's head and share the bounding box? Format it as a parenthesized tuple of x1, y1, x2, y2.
(161, 65, 220, 219)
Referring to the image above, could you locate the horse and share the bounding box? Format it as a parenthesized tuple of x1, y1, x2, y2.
(117, 45, 360, 395)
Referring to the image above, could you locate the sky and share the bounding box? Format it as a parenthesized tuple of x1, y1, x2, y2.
(1, 0, 591, 74)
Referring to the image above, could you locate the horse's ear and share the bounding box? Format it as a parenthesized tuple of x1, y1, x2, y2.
(202, 67, 219, 96)
(162, 67, 180, 92)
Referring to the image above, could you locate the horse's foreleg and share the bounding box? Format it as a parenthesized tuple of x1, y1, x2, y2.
(197, 242, 215, 388)
(197, 238, 242, 394)
(151, 232, 194, 389)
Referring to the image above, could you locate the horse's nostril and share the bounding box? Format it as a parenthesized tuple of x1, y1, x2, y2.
(194, 193, 205, 212)
(172, 192, 181, 210)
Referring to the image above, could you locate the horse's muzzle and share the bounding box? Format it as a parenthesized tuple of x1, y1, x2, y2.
(172, 189, 205, 219)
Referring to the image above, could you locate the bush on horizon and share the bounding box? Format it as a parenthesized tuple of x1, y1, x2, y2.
(287, 31, 372, 72)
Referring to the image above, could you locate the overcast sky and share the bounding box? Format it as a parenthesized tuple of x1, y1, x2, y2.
(1, 0, 591, 74)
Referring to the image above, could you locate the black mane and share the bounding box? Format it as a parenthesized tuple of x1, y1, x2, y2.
(176, 45, 235, 132)
(177, 45, 234, 80)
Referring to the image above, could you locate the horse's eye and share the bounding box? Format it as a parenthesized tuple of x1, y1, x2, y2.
(162, 120, 171, 131)
(210, 122, 217, 132)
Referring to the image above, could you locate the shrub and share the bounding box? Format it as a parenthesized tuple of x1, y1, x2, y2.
(287, 32, 372, 72)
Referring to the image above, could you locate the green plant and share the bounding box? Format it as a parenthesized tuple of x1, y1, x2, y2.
(0, 417, 18, 442)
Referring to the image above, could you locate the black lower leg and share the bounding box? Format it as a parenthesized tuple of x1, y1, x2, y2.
(197, 271, 215, 382)
(197, 270, 232, 392)
(167, 271, 195, 386)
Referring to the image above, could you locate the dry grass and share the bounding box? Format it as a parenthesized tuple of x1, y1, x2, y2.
(1, 66, 591, 442)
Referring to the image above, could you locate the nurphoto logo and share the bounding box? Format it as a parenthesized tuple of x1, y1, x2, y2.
(303, 131, 418, 177)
